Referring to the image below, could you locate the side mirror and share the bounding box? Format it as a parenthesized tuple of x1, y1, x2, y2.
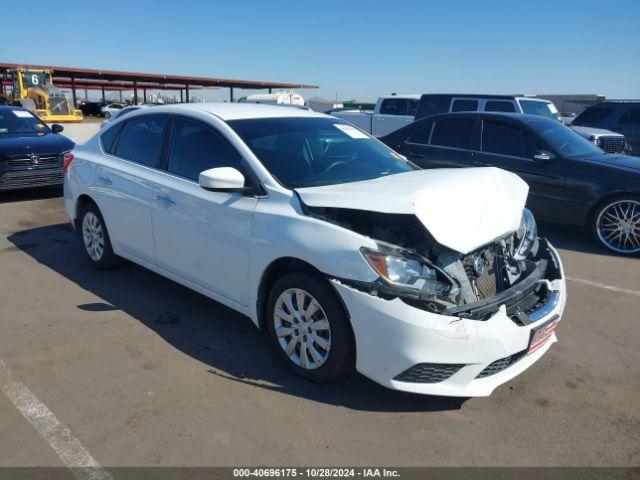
(51, 124, 64, 134)
(199, 167, 247, 193)
(533, 150, 554, 162)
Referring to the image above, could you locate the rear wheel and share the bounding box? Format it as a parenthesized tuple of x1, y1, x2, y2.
(79, 203, 122, 269)
(266, 271, 354, 382)
(592, 196, 640, 255)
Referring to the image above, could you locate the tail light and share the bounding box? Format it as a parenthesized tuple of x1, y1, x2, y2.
(63, 152, 74, 171)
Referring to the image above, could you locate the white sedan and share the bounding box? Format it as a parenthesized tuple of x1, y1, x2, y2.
(101, 103, 125, 118)
(64, 103, 566, 397)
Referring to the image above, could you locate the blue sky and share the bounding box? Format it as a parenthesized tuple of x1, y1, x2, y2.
(1, 0, 639, 102)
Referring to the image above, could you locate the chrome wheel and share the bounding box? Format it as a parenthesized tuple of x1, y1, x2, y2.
(82, 212, 105, 261)
(596, 199, 640, 254)
(273, 288, 332, 370)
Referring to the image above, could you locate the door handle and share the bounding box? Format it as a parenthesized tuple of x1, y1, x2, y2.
(472, 160, 490, 167)
(96, 176, 112, 186)
(409, 151, 424, 158)
(155, 194, 176, 207)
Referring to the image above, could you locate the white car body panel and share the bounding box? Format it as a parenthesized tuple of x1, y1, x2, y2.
(297, 167, 529, 254)
(64, 102, 566, 397)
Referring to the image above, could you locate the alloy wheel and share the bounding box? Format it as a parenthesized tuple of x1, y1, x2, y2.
(273, 288, 332, 370)
(82, 212, 105, 261)
(596, 199, 640, 254)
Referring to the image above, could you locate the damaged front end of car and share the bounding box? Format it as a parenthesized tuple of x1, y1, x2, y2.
(302, 204, 562, 324)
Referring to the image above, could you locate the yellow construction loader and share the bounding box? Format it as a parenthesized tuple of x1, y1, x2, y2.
(8, 69, 82, 123)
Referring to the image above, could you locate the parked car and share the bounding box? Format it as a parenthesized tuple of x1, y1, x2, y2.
(382, 112, 640, 255)
(101, 103, 125, 118)
(331, 95, 420, 137)
(65, 103, 566, 397)
(415, 94, 629, 154)
(79, 101, 107, 117)
(571, 101, 640, 156)
(0, 106, 74, 190)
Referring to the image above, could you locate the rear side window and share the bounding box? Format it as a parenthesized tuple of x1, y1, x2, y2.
(406, 122, 433, 145)
(482, 121, 534, 158)
(451, 99, 479, 112)
(380, 99, 408, 115)
(407, 100, 419, 116)
(115, 116, 169, 167)
(430, 118, 476, 149)
(618, 108, 640, 125)
(417, 96, 452, 118)
(100, 124, 120, 153)
(484, 101, 516, 112)
(573, 107, 612, 125)
(168, 118, 241, 181)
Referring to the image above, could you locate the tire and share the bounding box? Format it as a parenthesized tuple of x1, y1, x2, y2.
(104, 111, 111, 118)
(79, 203, 122, 269)
(591, 195, 640, 255)
(266, 271, 354, 383)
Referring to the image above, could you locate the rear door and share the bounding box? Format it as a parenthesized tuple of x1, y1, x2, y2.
(400, 117, 479, 169)
(616, 107, 640, 155)
(151, 116, 257, 306)
(372, 98, 416, 136)
(475, 119, 566, 221)
(95, 114, 170, 264)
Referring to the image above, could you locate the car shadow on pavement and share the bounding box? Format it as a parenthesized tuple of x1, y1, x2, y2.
(0, 186, 63, 204)
(539, 222, 620, 257)
(7, 223, 468, 413)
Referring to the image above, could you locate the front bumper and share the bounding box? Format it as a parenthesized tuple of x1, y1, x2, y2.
(332, 242, 566, 397)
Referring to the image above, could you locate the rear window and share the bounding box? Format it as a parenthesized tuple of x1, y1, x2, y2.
(430, 118, 476, 149)
(451, 99, 479, 112)
(485, 101, 516, 112)
(573, 107, 613, 125)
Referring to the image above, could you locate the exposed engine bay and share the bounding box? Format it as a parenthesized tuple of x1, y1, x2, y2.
(303, 205, 562, 322)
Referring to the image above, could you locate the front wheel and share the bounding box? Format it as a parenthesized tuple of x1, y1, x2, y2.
(592, 196, 640, 255)
(104, 111, 111, 118)
(266, 271, 354, 383)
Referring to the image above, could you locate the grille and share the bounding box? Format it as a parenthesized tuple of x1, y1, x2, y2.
(49, 95, 70, 115)
(394, 363, 465, 383)
(599, 136, 625, 153)
(8, 154, 61, 168)
(463, 246, 500, 299)
(476, 350, 526, 379)
(0, 168, 64, 190)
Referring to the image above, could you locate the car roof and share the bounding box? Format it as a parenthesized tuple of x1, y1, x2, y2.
(147, 102, 327, 121)
(419, 93, 527, 100)
(0, 105, 27, 111)
(418, 111, 557, 124)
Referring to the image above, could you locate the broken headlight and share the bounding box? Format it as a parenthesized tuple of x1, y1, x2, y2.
(514, 208, 539, 260)
(361, 244, 455, 299)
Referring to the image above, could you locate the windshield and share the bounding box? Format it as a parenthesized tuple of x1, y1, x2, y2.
(0, 109, 49, 135)
(228, 117, 414, 188)
(519, 100, 558, 120)
(530, 119, 603, 158)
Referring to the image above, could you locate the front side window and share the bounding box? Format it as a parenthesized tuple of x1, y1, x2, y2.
(168, 119, 241, 181)
(115, 115, 169, 167)
(430, 118, 476, 149)
(619, 108, 640, 125)
(451, 99, 479, 112)
(0, 109, 49, 135)
(482, 122, 534, 158)
(380, 99, 408, 115)
(484, 101, 516, 113)
(228, 117, 413, 189)
(529, 118, 603, 158)
(406, 122, 433, 145)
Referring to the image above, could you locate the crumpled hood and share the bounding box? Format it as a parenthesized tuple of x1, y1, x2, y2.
(296, 167, 529, 254)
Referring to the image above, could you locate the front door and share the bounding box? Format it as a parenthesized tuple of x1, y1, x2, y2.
(151, 117, 257, 306)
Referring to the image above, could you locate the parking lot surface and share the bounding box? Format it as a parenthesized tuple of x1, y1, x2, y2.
(0, 188, 638, 467)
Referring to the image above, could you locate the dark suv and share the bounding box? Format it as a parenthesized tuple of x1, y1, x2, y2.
(572, 101, 640, 156)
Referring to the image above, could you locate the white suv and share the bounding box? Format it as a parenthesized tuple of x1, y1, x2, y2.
(64, 103, 566, 397)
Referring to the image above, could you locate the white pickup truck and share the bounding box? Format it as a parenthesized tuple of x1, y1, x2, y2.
(331, 95, 420, 137)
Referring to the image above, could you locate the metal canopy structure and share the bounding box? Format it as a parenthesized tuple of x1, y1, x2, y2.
(0, 62, 319, 105)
